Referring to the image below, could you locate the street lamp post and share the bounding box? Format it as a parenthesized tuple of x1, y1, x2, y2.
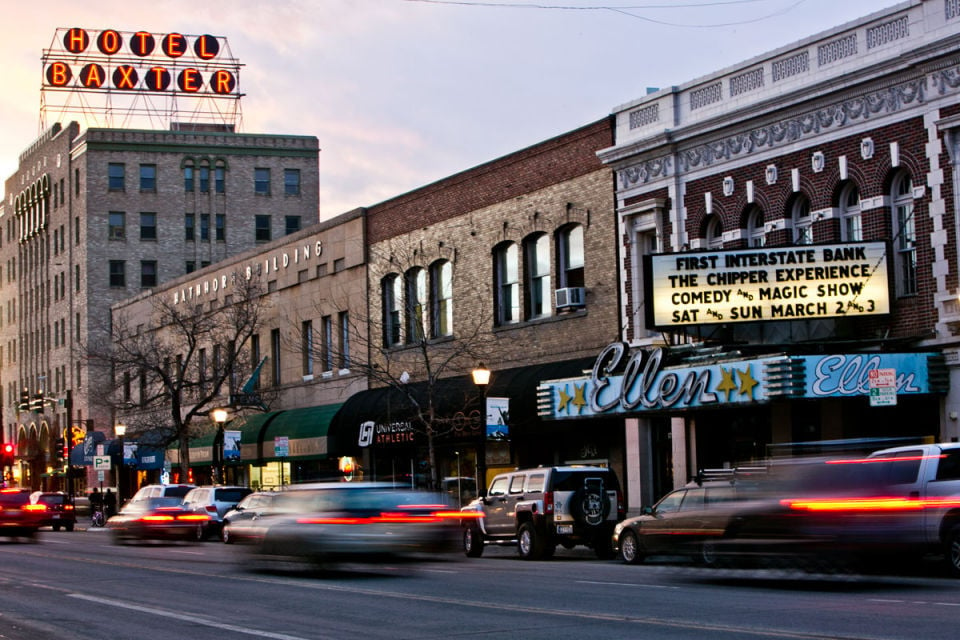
(114, 423, 126, 504)
(211, 408, 229, 485)
(471, 363, 491, 493)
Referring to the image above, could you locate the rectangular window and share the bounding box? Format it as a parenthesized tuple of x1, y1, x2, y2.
(140, 261, 157, 288)
(284, 168, 301, 196)
(108, 163, 125, 191)
(108, 212, 125, 240)
(255, 215, 271, 242)
(199, 166, 210, 193)
(184, 166, 194, 192)
(139, 164, 156, 192)
(198, 348, 207, 393)
(200, 214, 210, 242)
(495, 243, 520, 325)
(215, 167, 225, 193)
(302, 320, 314, 376)
(250, 335, 260, 391)
(185, 261, 196, 274)
(215, 214, 225, 241)
(255, 168, 270, 195)
(185, 213, 195, 241)
(338, 311, 350, 369)
(109, 260, 125, 288)
(285, 215, 301, 236)
(140, 212, 157, 240)
(322, 315, 333, 372)
(270, 328, 281, 386)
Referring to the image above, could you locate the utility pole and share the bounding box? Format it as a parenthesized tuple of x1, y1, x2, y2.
(64, 390, 73, 503)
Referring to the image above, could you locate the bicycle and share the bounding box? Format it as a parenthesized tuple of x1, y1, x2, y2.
(91, 509, 105, 528)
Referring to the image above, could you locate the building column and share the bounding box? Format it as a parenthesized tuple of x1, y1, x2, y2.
(671, 416, 687, 490)
(624, 417, 652, 514)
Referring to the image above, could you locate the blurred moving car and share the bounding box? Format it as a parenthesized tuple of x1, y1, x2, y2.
(106, 496, 209, 544)
(236, 483, 461, 568)
(127, 483, 196, 505)
(613, 469, 764, 565)
(181, 486, 252, 540)
(29, 491, 77, 532)
(221, 491, 277, 543)
(0, 488, 47, 539)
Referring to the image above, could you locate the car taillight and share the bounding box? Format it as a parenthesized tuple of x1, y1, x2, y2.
(205, 505, 218, 513)
(543, 491, 554, 514)
(142, 515, 175, 522)
(177, 514, 210, 521)
(63, 504, 75, 511)
(616, 490, 625, 519)
(24, 504, 47, 512)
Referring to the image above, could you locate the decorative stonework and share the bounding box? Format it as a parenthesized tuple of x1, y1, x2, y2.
(690, 82, 722, 110)
(765, 164, 778, 185)
(867, 16, 909, 49)
(861, 137, 875, 159)
(629, 104, 659, 129)
(722, 176, 735, 196)
(730, 68, 764, 97)
(811, 151, 825, 173)
(772, 52, 809, 82)
(675, 73, 932, 174)
(818, 34, 857, 66)
(618, 157, 673, 188)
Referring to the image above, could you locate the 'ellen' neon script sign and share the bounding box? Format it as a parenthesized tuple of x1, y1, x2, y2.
(44, 28, 238, 96)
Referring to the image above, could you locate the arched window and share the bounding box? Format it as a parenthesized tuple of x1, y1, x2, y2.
(381, 274, 402, 347)
(430, 260, 453, 338)
(791, 194, 813, 245)
(705, 216, 723, 249)
(524, 233, 551, 319)
(746, 207, 765, 248)
(183, 160, 195, 192)
(494, 242, 519, 326)
(892, 171, 916, 296)
(839, 182, 861, 242)
(557, 224, 584, 288)
(199, 159, 211, 193)
(405, 267, 427, 343)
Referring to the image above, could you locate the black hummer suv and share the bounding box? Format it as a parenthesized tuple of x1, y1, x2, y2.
(460, 466, 624, 560)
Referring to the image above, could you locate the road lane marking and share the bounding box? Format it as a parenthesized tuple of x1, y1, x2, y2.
(578, 579, 681, 589)
(68, 593, 313, 640)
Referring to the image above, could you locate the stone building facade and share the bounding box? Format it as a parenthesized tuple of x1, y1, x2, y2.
(1, 122, 319, 492)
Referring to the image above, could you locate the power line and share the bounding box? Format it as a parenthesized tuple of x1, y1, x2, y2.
(403, 0, 810, 29)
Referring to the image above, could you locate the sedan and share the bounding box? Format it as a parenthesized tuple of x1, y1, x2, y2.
(29, 491, 77, 531)
(106, 497, 210, 544)
(0, 488, 47, 539)
(237, 483, 461, 569)
(221, 491, 277, 543)
(613, 479, 758, 565)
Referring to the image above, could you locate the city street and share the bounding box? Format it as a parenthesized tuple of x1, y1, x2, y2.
(0, 529, 957, 639)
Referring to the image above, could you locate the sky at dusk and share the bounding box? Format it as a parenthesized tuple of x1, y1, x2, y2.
(0, 0, 899, 219)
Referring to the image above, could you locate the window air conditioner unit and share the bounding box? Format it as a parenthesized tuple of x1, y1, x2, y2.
(555, 287, 586, 310)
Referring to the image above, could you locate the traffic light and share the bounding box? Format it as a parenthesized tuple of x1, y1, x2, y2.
(2, 443, 14, 467)
(33, 390, 45, 414)
(18, 388, 29, 412)
(54, 437, 66, 464)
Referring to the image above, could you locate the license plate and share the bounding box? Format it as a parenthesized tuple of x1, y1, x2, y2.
(53, 515, 61, 519)
(556, 524, 573, 534)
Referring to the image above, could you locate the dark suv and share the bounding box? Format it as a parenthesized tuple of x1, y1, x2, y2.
(460, 466, 624, 560)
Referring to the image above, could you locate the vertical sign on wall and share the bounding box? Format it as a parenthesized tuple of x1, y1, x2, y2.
(868, 368, 897, 406)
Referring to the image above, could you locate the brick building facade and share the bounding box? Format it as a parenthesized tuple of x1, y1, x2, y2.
(537, 0, 960, 507)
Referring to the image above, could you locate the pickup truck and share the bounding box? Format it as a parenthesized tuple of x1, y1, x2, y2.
(866, 442, 960, 576)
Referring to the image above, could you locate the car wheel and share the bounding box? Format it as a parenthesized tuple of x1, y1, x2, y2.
(52, 524, 61, 532)
(65, 522, 75, 532)
(946, 525, 960, 577)
(463, 526, 484, 557)
(222, 526, 232, 544)
(699, 539, 718, 567)
(517, 522, 543, 560)
(195, 523, 207, 541)
(619, 529, 645, 564)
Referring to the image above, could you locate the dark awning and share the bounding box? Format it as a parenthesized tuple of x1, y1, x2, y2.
(328, 358, 596, 453)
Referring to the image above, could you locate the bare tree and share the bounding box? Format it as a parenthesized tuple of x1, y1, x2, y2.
(87, 272, 270, 475)
(286, 240, 512, 490)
